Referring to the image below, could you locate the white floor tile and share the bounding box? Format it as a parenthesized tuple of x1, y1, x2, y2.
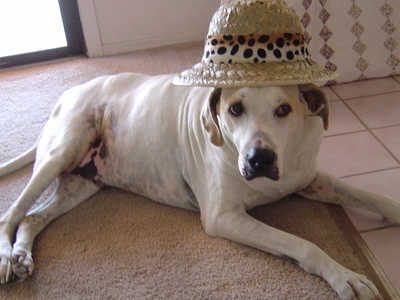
(374, 125, 400, 161)
(318, 132, 398, 177)
(331, 77, 400, 100)
(346, 92, 400, 129)
(324, 101, 365, 136)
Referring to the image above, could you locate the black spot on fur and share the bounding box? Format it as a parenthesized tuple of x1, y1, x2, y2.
(72, 153, 99, 182)
(93, 138, 102, 148)
(99, 143, 107, 159)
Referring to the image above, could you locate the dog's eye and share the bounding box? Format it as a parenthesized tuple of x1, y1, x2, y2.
(229, 102, 244, 117)
(276, 104, 292, 118)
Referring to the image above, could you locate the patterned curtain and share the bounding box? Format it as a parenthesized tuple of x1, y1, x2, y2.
(286, 0, 400, 84)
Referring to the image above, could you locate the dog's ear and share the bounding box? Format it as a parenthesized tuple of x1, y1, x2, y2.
(299, 84, 329, 130)
(202, 88, 224, 146)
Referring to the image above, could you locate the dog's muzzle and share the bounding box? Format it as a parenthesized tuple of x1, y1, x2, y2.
(242, 147, 279, 181)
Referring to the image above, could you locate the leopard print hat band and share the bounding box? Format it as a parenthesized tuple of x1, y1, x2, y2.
(173, 0, 337, 87)
(203, 33, 309, 65)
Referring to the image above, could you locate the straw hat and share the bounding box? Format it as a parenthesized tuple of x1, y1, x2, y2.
(173, 0, 337, 87)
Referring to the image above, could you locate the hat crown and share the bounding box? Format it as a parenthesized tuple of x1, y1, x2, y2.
(209, 0, 303, 36)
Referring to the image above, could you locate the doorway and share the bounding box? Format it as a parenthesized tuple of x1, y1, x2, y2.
(0, 0, 85, 68)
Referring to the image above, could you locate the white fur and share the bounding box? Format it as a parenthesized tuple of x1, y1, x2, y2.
(0, 73, 397, 299)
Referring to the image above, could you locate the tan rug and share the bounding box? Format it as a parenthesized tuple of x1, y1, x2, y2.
(0, 42, 394, 299)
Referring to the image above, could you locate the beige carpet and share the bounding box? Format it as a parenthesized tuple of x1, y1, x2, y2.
(0, 42, 391, 299)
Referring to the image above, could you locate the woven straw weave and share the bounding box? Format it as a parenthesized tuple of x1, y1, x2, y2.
(180, 60, 335, 87)
(210, 0, 302, 35)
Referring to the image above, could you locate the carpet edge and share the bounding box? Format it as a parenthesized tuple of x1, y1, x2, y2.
(328, 204, 400, 300)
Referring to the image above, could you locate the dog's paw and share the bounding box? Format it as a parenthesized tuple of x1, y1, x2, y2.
(330, 269, 382, 300)
(11, 247, 34, 281)
(0, 241, 14, 284)
(0, 256, 13, 284)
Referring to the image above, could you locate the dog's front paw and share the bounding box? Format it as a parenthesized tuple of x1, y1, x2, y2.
(0, 241, 14, 284)
(0, 256, 13, 284)
(11, 247, 34, 281)
(330, 269, 382, 300)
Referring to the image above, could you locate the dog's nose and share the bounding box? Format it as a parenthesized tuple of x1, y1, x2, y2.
(247, 147, 276, 172)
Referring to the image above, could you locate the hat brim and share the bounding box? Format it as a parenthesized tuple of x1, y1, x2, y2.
(173, 59, 338, 87)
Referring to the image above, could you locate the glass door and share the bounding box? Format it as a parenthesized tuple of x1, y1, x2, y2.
(0, 0, 84, 68)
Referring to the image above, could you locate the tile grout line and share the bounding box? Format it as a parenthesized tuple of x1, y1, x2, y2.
(368, 130, 400, 165)
(329, 77, 400, 101)
(327, 86, 341, 102)
(323, 124, 400, 139)
(324, 129, 367, 138)
(371, 123, 400, 131)
(359, 224, 399, 235)
(334, 94, 400, 166)
(339, 89, 400, 102)
(339, 166, 400, 180)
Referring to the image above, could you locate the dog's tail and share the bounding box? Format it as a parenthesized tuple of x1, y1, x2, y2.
(0, 145, 36, 177)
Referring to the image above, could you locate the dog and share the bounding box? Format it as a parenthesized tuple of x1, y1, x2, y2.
(0, 72, 398, 299)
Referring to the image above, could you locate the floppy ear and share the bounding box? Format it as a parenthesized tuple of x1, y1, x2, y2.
(299, 84, 330, 130)
(202, 88, 224, 146)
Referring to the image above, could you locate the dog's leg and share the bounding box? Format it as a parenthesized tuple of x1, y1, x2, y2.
(297, 170, 400, 224)
(0, 157, 68, 283)
(0, 123, 98, 283)
(201, 190, 382, 299)
(10, 174, 100, 281)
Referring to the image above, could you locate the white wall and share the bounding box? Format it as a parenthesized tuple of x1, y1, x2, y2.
(78, 0, 220, 57)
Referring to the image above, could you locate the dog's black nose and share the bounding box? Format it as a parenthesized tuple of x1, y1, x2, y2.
(247, 147, 276, 172)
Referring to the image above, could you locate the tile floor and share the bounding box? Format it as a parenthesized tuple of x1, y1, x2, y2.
(318, 76, 400, 295)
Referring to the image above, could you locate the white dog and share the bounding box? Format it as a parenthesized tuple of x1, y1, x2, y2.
(0, 73, 397, 299)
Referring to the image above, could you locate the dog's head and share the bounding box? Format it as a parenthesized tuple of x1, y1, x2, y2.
(202, 84, 329, 181)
